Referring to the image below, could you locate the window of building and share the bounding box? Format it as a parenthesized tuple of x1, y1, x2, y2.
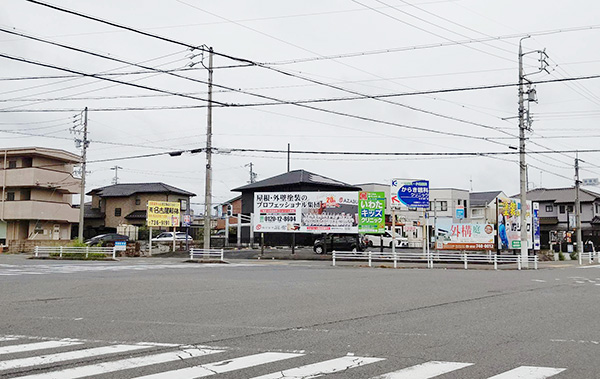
(458, 199, 462, 205)
(8, 160, 16, 169)
(21, 158, 32, 168)
(6, 192, 14, 201)
(115, 208, 121, 217)
(20, 189, 30, 201)
(441, 201, 448, 211)
(596, 204, 600, 214)
(546, 205, 553, 212)
(180, 199, 187, 211)
(559, 205, 565, 214)
(567, 205, 573, 212)
(135, 197, 141, 205)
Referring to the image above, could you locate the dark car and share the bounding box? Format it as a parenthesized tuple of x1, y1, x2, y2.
(85, 233, 129, 246)
(313, 234, 365, 254)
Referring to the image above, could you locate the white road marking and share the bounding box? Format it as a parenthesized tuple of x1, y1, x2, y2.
(134, 352, 304, 379)
(487, 366, 566, 378)
(578, 265, 600, 269)
(16, 347, 224, 379)
(250, 355, 385, 379)
(0, 337, 18, 342)
(531, 279, 546, 283)
(370, 361, 473, 378)
(0, 340, 83, 355)
(0, 344, 152, 371)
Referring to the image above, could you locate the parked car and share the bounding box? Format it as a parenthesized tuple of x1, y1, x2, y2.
(363, 231, 408, 248)
(313, 234, 365, 254)
(85, 233, 129, 246)
(152, 232, 193, 242)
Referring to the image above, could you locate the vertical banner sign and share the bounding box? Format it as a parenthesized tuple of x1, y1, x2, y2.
(147, 201, 181, 227)
(533, 202, 541, 250)
(390, 179, 430, 208)
(358, 191, 385, 234)
(497, 197, 533, 249)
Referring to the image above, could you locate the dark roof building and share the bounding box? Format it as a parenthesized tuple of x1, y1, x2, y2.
(233, 169, 361, 214)
(470, 191, 503, 208)
(87, 182, 195, 197)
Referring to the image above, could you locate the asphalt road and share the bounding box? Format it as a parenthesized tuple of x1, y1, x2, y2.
(0, 254, 598, 378)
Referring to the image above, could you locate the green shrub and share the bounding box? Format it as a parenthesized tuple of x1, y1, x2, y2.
(69, 240, 87, 247)
(558, 252, 565, 261)
(570, 252, 578, 261)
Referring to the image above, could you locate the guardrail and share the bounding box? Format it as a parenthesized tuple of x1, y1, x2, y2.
(189, 248, 224, 260)
(578, 251, 599, 264)
(332, 251, 539, 270)
(34, 246, 116, 259)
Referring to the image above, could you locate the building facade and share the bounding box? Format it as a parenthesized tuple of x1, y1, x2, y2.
(0, 147, 80, 244)
(84, 183, 195, 237)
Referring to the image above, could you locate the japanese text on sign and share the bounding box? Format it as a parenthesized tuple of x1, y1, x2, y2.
(390, 179, 429, 209)
(358, 191, 385, 234)
(147, 201, 180, 227)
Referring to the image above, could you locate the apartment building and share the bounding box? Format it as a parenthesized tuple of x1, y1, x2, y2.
(0, 147, 80, 243)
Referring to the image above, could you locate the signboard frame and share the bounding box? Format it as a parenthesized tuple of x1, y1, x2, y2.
(147, 201, 181, 227)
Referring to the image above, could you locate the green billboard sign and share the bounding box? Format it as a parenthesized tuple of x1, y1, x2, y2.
(358, 191, 385, 234)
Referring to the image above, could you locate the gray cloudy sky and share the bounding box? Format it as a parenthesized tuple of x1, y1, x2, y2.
(1, 0, 600, 212)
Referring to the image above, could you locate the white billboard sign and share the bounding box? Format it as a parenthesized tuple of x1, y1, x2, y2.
(253, 192, 358, 233)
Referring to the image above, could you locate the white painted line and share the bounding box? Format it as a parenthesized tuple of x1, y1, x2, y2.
(0, 337, 18, 342)
(16, 347, 224, 379)
(134, 352, 303, 379)
(578, 265, 600, 269)
(0, 340, 83, 355)
(0, 344, 152, 371)
(250, 355, 385, 379)
(531, 279, 546, 283)
(487, 366, 566, 378)
(371, 361, 474, 378)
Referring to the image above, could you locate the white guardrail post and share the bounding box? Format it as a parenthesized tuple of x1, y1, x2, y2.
(534, 255, 538, 270)
(112, 247, 116, 259)
(59, 246, 63, 258)
(220, 249, 224, 261)
(517, 255, 522, 270)
(332, 251, 336, 266)
(190, 249, 193, 259)
(494, 254, 498, 270)
(368, 251, 372, 267)
(393, 251, 397, 268)
(463, 252, 468, 270)
(34, 246, 38, 257)
(85, 246, 89, 258)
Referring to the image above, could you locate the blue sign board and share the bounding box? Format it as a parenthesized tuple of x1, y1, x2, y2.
(114, 240, 126, 251)
(391, 179, 430, 208)
(456, 207, 465, 219)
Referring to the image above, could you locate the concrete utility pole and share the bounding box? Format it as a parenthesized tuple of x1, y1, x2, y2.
(111, 165, 122, 185)
(517, 37, 548, 268)
(575, 153, 583, 262)
(77, 107, 88, 242)
(245, 162, 257, 184)
(518, 39, 529, 268)
(203, 47, 214, 250)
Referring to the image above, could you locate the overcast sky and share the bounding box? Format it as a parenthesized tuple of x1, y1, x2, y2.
(1, 0, 600, 213)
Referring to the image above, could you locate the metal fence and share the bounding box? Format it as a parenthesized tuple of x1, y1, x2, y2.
(332, 251, 539, 270)
(189, 248, 224, 260)
(34, 246, 116, 259)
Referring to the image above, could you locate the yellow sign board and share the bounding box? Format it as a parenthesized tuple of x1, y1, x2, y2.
(147, 201, 180, 227)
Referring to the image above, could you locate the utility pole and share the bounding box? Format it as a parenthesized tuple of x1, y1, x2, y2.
(111, 165, 122, 185)
(575, 153, 583, 262)
(245, 162, 257, 184)
(75, 107, 88, 242)
(287, 143, 291, 172)
(203, 47, 214, 250)
(518, 38, 529, 268)
(517, 37, 548, 268)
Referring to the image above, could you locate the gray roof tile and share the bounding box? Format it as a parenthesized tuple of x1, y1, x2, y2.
(87, 182, 195, 197)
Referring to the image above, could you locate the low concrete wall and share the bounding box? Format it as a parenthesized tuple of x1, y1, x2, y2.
(6, 239, 72, 254)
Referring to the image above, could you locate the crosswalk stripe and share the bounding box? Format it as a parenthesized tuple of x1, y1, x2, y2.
(371, 361, 474, 378)
(249, 355, 385, 379)
(15, 347, 224, 379)
(487, 366, 566, 378)
(133, 352, 304, 379)
(0, 341, 83, 355)
(0, 344, 152, 371)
